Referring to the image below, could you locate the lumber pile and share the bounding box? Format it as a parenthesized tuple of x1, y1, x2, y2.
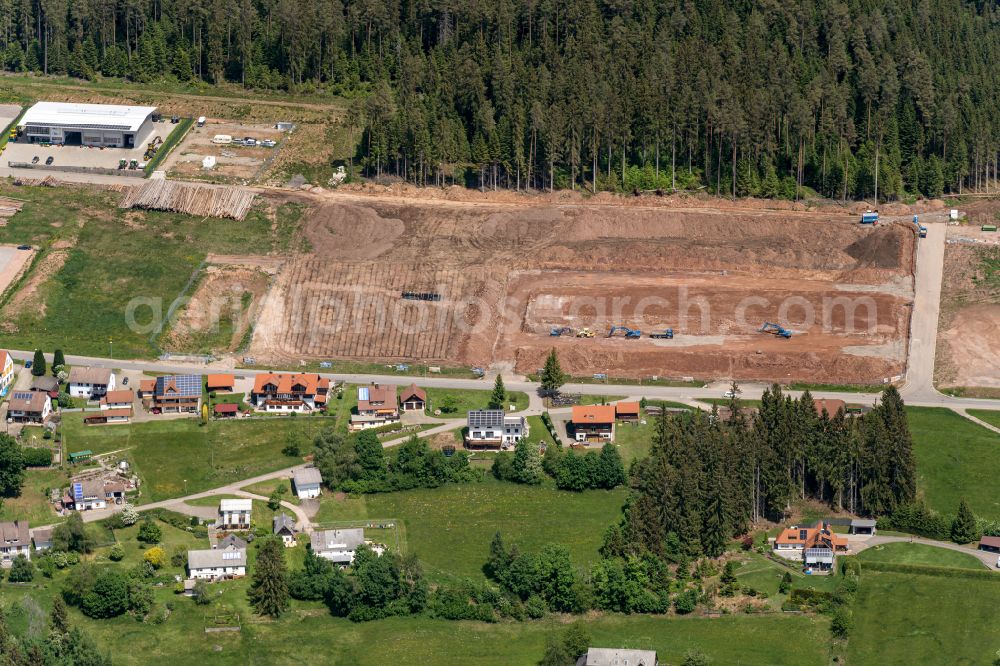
(12, 175, 61, 187)
(0, 196, 24, 226)
(119, 180, 256, 220)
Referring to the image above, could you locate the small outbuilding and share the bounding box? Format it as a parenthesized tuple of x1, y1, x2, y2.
(292, 467, 323, 499)
(578, 648, 658, 666)
(214, 403, 239, 418)
(206, 374, 235, 392)
(978, 536, 1000, 554)
(849, 519, 877, 536)
(399, 383, 426, 411)
(273, 513, 297, 547)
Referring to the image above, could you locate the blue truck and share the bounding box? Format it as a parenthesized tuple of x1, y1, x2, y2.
(861, 211, 879, 225)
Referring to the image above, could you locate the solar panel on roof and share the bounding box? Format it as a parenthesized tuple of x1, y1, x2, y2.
(156, 375, 201, 396)
(358, 387, 369, 401)
(73, 483, 83, 501)
(12, 392, 32, 400)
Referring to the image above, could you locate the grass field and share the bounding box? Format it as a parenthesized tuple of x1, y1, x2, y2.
(849, 571, 1000, 664)
(908, 407, 1000, 520)
(0, 467, 67, 526)
(60, 413, 331, 502)
(968, 409, 1000, 429)
(422, 388, 528, 416)
(0, 184, 302, 358)
(857, 542, 986, 570)
(525, 415, 558, 447)
(312, 477, 625, 583)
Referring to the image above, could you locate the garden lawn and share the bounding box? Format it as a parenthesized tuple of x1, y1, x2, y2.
(0, 467, 67, 526)
(908, 407, 1000, 520)
(857, 542, 985, 570)
(313, 477, 625, 583)
(849, 571, 1000, 665)
(423, 387, 528, 416)
(61, 414, 332, 502)
(525, 415, 558, 447)
(968, 409, 1000, 430)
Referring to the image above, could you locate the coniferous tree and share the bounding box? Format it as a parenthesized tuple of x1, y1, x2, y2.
(249, 538, 290, 618)
(540, 349, 566, 396)
(489, 375, 507, 410)
(951, 499, 980, 544)
(30, 349, 45, 377)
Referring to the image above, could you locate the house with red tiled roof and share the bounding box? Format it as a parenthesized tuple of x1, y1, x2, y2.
(774, 521, 850, 570)
(571, 405, 616, 443)
(206, 374, 236, 393)
(615, 401, 640, 422)
(350, 384, 399, 430)
(399, 384, 426, 411)
(813, 398, 847, 417)
(250, 373, 329, 413)
(84, 388, 133, 425)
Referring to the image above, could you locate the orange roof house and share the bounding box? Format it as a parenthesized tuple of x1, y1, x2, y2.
(399, 384, 427, 411)
(615, 401, 640, 421)
(250, 373, 329, 413)
(207, 374, 236, 392)
(571, 405, 616, 443)
(813, 398, 847, 417)
(774, 521, 849, 552)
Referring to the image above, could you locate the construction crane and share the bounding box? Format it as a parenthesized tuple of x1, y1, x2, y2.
(759, 322, 792, 338)
(550, 327, 573, 337)
(608, 325, 642, 339)
(650, 329, 674, 339)
(576, 328, 595, 338)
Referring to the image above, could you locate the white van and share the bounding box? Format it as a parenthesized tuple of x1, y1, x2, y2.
(197, 116, 206, 127)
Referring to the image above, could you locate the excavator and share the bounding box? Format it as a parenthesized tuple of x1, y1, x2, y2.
(550, 327, 573, 337)
(608, 325, 642, 339)
(759, 322, 792, 339)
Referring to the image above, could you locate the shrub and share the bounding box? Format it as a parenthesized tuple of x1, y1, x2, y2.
(170, 546, 187, 568)
(21, 447, 53, 467)
(674, 588, 699, 614)
(143, 547, 166, 569)
(108, 544, 125, 561)
(7, 555, 34, 582)
(831, 606, 853, 638)
(137, 519, 162, 544)
(525, 594, 547, 619)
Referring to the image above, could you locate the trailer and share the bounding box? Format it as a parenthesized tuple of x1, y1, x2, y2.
(861, 210, 879, 225)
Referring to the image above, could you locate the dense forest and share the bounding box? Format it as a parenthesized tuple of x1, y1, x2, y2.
(1, 0, 999, 198)
(613, 386, 916, 558)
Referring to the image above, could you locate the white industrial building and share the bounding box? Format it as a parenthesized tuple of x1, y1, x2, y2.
(17, 101, 157, 148)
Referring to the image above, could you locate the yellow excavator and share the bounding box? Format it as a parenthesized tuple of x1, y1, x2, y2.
(576, 327, 595, 338)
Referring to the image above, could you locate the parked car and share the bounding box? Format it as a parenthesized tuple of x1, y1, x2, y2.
(723, 389, 738, 399)
(45, 156, 54, 165)
(16, 245, 31, 250)
(122, 377, 129, 386)
(31, 155, 39, 164)
(243, 137, 257, 146)
(260, 139, 276, 148)
(24, 361, 32, 369)
(171, 115, 180, 124)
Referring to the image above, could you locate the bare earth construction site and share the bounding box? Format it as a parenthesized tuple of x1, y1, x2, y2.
(249, 193, 916, 384)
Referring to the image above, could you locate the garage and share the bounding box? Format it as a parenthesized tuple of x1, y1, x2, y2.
(16, 101, 157, 148)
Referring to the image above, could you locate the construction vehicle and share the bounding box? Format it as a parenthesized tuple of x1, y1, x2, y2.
(759, 322, 792, 339)
(650, 329, 674, 339)
(118, 159, 127, 170)
(144, 136, 163, 160)
(918, 225, 927, 238)
(576, 328, 595, 338)
(861, 210, 879, 225)
(608, 325, 642, 339)
(550, 327, 573, 337)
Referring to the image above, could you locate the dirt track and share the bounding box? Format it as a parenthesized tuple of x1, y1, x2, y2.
(243, 191, 918, 384)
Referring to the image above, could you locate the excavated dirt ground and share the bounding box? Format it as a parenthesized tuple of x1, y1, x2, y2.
(245, 191, 917, 384)
(937, 206, 1000, 389)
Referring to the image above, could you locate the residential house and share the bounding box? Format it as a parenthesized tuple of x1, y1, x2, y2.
(292, 467, 323, 499)
(84, 389, 133, 425)
(250, 373, 329, 413)
(310, 528, 366, 565)
(0, 521, 31, 563)
(273, 513, 297, 547)
(67, 367, 115, 399)
(214, 534, 247, 551)
(571, 405, 616, 443)
(213, 403, 239, 419)
(615, 402, 640, 422)
(148, 375, 201, 413)
(63, 478, 106, 511)
(578, 648, 658, 666)
(848, 519, 877, 535)
(187, 547, 247, 580)
(206, 374, 236, 393)
(774, 521, 849, 570)
(30, 375, 59, 394)
(464, 410, 528, 449)
(103, 481, 127, 505)
(399, 384, 426, 411)
(350, 384, 399, 430)
(978, 536, 1000, 554)
(0, 350, 13, 396)
(6, 391, 52, 424)
(218, 499, 252, 530)
(31, 528, 52, 552)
